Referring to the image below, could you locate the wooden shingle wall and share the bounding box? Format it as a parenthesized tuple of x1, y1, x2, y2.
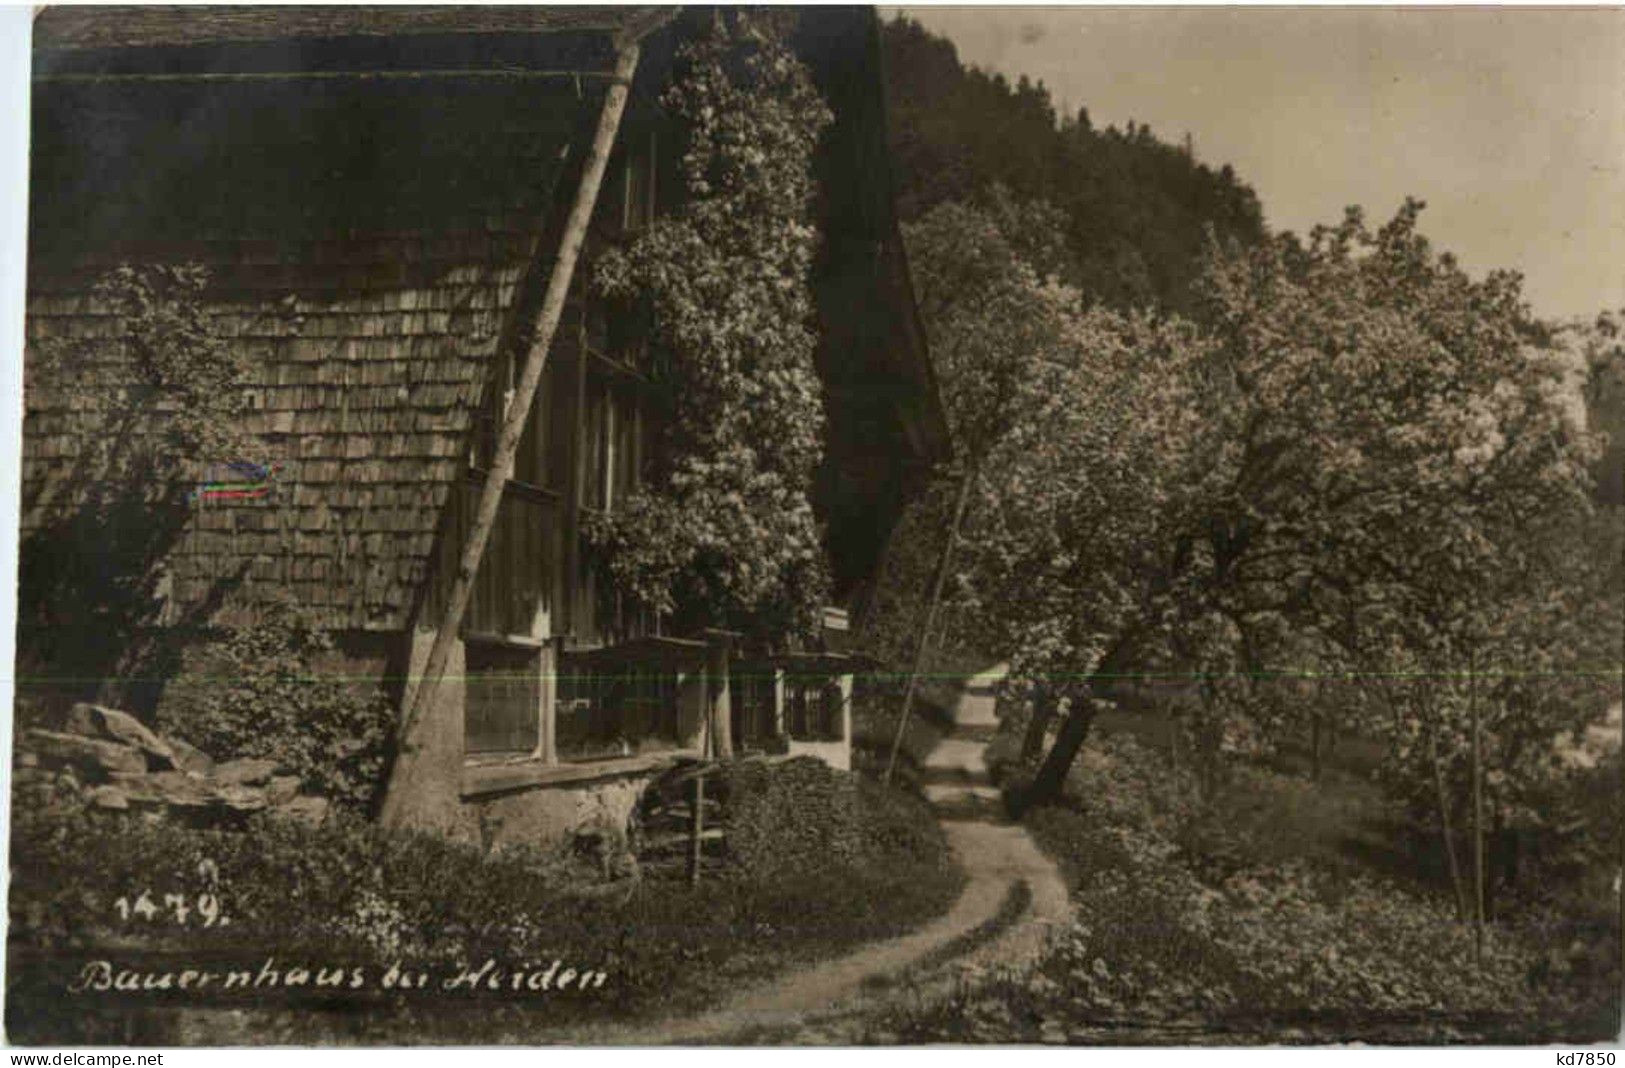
(23, 234, 541, 631)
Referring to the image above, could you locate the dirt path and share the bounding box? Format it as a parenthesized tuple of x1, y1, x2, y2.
(586, 662, 1071, 1044)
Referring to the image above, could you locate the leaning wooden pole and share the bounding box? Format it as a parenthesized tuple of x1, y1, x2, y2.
(379, 42, 642, 827)
(884, 465, 976, 785)
(688, 774, 706, 886)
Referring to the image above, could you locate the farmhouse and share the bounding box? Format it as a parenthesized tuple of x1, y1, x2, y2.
(21, 6, 949, 845)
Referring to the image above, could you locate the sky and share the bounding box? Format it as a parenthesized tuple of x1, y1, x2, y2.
(890, 5, 1625, 322)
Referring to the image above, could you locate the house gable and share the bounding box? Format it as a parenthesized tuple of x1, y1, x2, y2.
(22, 5, 951, 636)
(24, 16, 633, 632)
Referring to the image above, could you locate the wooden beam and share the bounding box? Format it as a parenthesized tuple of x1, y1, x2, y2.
(379, 39, 643, 829)
(885, 464, 977, 784)
(705, 629, 735, 760)
(36, 68, 631, 85)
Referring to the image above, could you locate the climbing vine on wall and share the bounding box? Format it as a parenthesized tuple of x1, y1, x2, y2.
(589, 11, 833, 643)
(18, 264, 256, 717)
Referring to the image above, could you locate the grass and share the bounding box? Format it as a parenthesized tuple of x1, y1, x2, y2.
(859, 721, 1621, 1045)
(6, 759, 964, 1045)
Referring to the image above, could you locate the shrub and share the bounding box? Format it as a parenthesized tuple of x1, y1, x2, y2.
(716, 756, 952, 881)
(869, 726, 1619, 1043)
(8, 760, 965, 1042)
(156, 600, 395, 811)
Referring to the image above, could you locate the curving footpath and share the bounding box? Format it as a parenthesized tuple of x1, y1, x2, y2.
(585, 662, 1072, 1045)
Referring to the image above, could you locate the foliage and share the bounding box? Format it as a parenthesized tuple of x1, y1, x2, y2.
(862, 730, 1619, 1043)
(1567, 307, 1625, 505)
(156, 600, 396, 812)
(875, 186, 1612, 949)
(7, 766, 961, 1043)
(882, 16, 1267, 314)
(861, 197, 1083, 664)
(930, 199, 1609, 820)
(588, 12, 834, 643)
(18, 264, 256, 716)
(1188, 203, 1614, 902)
(35, 263, 251, 483)
(717, 756, 955, 881)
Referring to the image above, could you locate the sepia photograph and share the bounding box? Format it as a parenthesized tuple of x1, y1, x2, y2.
(5, 1, 1622, 1048)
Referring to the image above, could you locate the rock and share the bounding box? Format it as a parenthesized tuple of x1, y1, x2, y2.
(99, 769, 274, 821)
(63, 704, 177, 770)
(266, 776, 300, 805)
(110, 771, 215, 808)
(165, 736, 215, 777)
(87, 785, 130, 811)
(214, 757, 279, 786)
(214, 784, 269, 811)
(24, 729, 147, 776)
(16, 750, 38, 769)
(278, 795, 331, 827)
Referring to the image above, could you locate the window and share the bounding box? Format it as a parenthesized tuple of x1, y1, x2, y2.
(594, 131, 656, 245)
(786, 676, 844, 741)
(730, 667, 779, 749)
(464, 640, 542, 757)
(555, 654, 681, 762)
(470, 349, 511, 471)
(622, 129, 657, 234)
(580, 378, 641, 514)
(472, 350, 568, 495)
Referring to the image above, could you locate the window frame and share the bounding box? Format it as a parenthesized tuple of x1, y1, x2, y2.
(461, 632, 548, 763)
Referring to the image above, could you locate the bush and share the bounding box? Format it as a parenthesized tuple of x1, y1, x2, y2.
(8, 759, 965, 1042)
(9, 802, 581, 965)
(717, 756, 955, 882)
(867, 726, 1619, 1043)
(156, 601, 395, 811)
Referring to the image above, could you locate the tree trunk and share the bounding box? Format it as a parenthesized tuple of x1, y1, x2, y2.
(1194, 689, 1223, 802)
(1167, 704, 1184, 809)
(1470, 649, 1485, 965)
(1015, 635, 1141, 814)
(1487, 803, 1508, 921)
(1020, 684, 1056, 764)
(705, 630, 734, 760)
(1014, 687, 1097, 816)
(1311, 679, 1325, 781)
(1311, 714, 1323, 780)
(1428, 722, 1471, 923)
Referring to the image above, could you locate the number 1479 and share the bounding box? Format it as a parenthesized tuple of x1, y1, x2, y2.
(113, 890, 228, 927)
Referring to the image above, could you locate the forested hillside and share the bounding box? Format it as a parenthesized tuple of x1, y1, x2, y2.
(882, 15, 1268, 312)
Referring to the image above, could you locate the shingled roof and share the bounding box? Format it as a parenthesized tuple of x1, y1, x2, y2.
(23, 14, 626, 631)
(32, 5, 653, 52)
